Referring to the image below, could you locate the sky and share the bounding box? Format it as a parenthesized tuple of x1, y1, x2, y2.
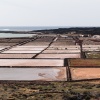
(0, 0, 100, 26)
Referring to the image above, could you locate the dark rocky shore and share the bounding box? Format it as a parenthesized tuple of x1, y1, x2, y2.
(0, 27, 100, 35)
(33, 27, 100, 35)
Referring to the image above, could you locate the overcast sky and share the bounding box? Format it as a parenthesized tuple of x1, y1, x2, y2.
(0, 0, 100, 26)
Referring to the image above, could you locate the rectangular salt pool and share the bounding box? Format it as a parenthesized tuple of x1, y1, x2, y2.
(0, 68, 67, 81)
(0, 59, 64, 67)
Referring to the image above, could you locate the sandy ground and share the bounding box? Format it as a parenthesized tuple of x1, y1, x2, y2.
(71, 68, 100, 80)
(0, 59, 64, 67)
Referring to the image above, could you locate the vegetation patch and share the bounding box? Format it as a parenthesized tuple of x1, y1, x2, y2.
(0, 81, 100, 100)
(86, 52, 100, 58)
(69, 59, 100, 67)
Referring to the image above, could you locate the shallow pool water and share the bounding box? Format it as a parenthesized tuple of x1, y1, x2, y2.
(0, 68, 66, 81)
(0, 33, 36, 38)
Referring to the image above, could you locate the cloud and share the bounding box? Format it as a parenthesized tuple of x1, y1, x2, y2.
(0, 0, 100, 26)
(0, 0, 32, 10)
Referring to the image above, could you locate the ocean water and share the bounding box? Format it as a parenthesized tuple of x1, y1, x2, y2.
(0, 26, 63, 38)
(0, 26, 68, 31)
(0, 26, 68, 38)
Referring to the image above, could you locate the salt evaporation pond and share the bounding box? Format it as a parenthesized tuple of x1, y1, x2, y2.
(0, 33, 36, 38)
(0, 68, 67, 81)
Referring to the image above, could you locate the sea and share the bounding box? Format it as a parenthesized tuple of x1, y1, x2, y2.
(0, 26, 69, 38)
(0, 26, 68, 31)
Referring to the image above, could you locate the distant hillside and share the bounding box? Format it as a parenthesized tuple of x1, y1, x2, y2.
(33, 27, 100, 35)
(0, 27, 100, 35)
